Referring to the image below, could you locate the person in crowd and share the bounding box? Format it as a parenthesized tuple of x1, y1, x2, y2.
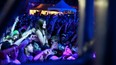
(0, 12, 79, 63)
(11, 16, 19, 37)
(0, 41, 20, 65)
(35, 18, 49, 50)
(18, 42, 34, 63)
(34, 36, 60, 61)
(50, 36, 64, 57)
(17, 31, 36, 63)
(62, 46, 76, 60)
(60, 34, 67, 46)
(4, 35, 14, 45)
(12, 30, 20, 42)
(13, 28, 34, 46)
(71, 46, 78, 59)
(32, 41, 42, 56)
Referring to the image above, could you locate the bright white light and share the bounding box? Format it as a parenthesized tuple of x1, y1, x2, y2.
(79, 0, 86, 9)
(95, 0, 108, 7)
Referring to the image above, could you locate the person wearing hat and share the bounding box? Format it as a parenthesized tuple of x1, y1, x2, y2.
(12, 30, 20, 42)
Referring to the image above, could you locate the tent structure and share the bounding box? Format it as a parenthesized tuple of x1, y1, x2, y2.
(48, 0, 77, 12)
(29, 4, 53, 15)
(29, 0, 76, 15)
(34, 4, 52, 10)
(29, 4, 63, 15)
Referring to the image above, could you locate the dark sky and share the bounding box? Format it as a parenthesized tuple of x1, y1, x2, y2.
(0, 0, 78, 11)
(29, 0, 78, 6)
(0, 0, 7, 12)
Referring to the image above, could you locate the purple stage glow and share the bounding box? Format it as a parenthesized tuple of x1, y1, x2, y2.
(93, 52, 96, 59)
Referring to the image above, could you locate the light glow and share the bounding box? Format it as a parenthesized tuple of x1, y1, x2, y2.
(29, 10, 63, 15)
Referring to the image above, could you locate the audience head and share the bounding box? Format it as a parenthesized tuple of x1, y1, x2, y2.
(51, 36, 59, 49)
(12, 30, 20, 40)
(1, 41, 19, 60)
(36, 18, 46, 30)
(1, 41, 11, 50)
(25, 43, 34, 54)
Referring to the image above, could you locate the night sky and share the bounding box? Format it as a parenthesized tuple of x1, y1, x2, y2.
(29, 0, 78, 6)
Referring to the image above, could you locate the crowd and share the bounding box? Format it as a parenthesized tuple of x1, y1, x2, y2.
(0, 12, 79, 65)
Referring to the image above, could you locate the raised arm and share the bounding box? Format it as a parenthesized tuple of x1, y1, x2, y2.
(22, 28, 35, 37)
(14, 29, 33, 46)
(11, 16, 19, 36)
(33, 51, 44, 61)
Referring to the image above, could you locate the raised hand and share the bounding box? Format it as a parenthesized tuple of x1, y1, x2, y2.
(11, 16, 19, 36)
(15, 16, 19, 22)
